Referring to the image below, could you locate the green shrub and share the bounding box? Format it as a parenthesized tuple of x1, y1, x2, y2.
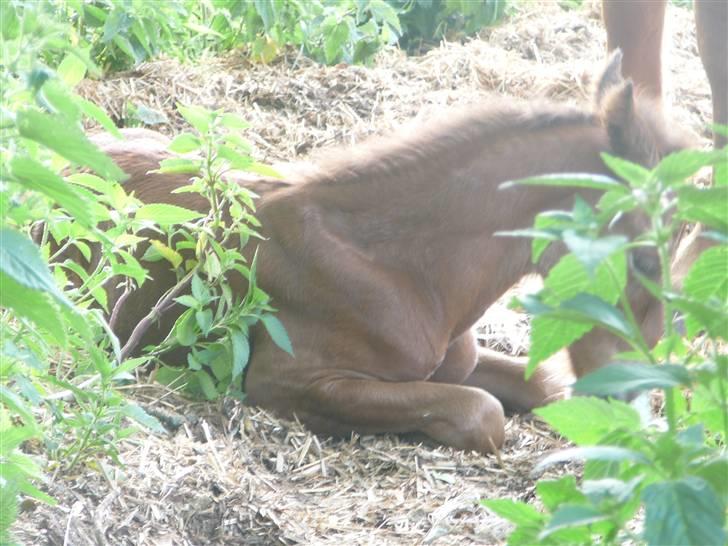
(483, 143, 728, 545)
(1, 1, 281, 541)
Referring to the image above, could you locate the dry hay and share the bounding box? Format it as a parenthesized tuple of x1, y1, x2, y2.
(17, 1, 713, 545)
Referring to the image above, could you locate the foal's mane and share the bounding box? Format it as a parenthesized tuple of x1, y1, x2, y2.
(306, 99, 597, 186)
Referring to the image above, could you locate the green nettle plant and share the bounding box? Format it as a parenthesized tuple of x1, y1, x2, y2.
(1, 3, 283, 542)
(483, 143, 728, 545)
(140, 103, 292, 400)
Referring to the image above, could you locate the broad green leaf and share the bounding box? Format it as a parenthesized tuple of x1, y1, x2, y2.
(177, 103, 211, 134)
(136, 204, 203, 226)
(690, 456, 728, 506)
(533, 447, 649, 476)
(74, 97, 121, 137)
(581, 476, 643, 505)
(149, 240, 182, 269)
(261, 314, 293, 356)
(0, 274, 66, 346)
(500, 173, 627, 193)
(682, 245, 727, 306)
(0, 229, 68, 305)
(324, 21, 349, 64)
(480, 499, 545, 526)
(156, 157, 202, 174)
(220, 113, 250, 129)
(533, 211, 571, 262)
(677, 186, 728, 231)
(562, 231, 627, 276)
(665, 294, 727, 339)
(195, 308, 213, 335)
(121, 403, 165, 433)
(601, 153, 650, 187)
(194, 369, 218, 400)
(10, 156, 92, 224)
(655, 148, 727, 186)
(539, 505, 609, 540)
(16, 109, 125, 180)
(642, 477, 726, 546)
(535, 397, 641, 445)
(573, 363, 692, 397)
(174, 309, 197, 346)
(559, 293, 634, 338)
(230, 328, 250, 379)
(536, 476, 585, 511)
(40, 79, 81, 120)
(168, 132, 202, 153)
(0, 427, 35, 452)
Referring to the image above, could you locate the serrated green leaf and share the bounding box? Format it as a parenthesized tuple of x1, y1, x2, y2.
(174, 309, 197, 346)
(677, 186, 728, 231)
(16, 109, 125, 180)
(136, 204, 203, 226)
(148, 240, 182, 269)
(601, 153, 651, 186)
(536, 476, 585, 511)
(261, 314, 293, 356)
(156, 157, 202, 174)
(562, 231, 627, 276)
(168, 132, 202, 153)
(655, 149, 727, 186)
(480, 498, 545, 526)
(10, 156, 92, 225)
(231, 328, 250, 379)
(177, 103, 211, 134)
(573, 363, 692, 397)
(539, 504, 609, 540)
(500, 173, 627, 192)
(642, 477, 726, 546)
(535, 397, 641, 445)
(121, 403, 165, 433)
(194, 369, 218, 400)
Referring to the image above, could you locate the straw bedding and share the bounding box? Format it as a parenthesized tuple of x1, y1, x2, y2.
(17, 1, 711, 544)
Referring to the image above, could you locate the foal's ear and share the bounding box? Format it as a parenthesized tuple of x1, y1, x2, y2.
(594, 49, 625, 106)
(601, 80, 642, 158)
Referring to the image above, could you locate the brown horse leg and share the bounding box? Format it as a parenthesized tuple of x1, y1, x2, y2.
(295, 376, 506, 454)
(695, 0, 728, 149)
(602, 0, 667, 99)
(463, 347, 572, 414)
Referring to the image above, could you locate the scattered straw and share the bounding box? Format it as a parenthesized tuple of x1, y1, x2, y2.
(17, 1, 712, 544)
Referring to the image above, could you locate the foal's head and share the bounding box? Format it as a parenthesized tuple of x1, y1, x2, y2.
(566, 50, 693, 378)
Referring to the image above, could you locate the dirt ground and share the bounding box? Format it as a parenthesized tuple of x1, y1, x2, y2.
(16, 1, 713, 544)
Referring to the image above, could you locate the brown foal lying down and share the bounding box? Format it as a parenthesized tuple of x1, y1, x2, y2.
(91, 52, 692, 454)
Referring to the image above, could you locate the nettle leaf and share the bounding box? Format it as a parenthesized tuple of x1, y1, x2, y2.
(261, 314, 293, 356)
(156, 157, 202, 174)
(655, 148, 727, 186)
(682, 246, 727, 337)
(690, 455, 728, 506)
(230, 328, 250, 380)
(536, 476, 586, 511)
(532, 211, 572, 262)
(56, 52, 88, 87)
(149, 240, 182, 269)
(539, 505, 609, 540)
(677, 186, 728, 232)
(642, 477, 726, 546)
(121, 403, 165, 433)
(194, 369, 219, 400)
(665, 294, 727, 340)
(573, 363, 692, 397)
(136, 203, 203, 226)
(168, 132, 202, 153)
(535, 397, 641, 445)
(174, 309, 197, 347)
(0, 272, 65, 345)
(480, 498, 545, 527)
(0, 229, 68, 305)
(527, 253, 625, 375)
(600, 153, 651, 187)
(10, 156, 92, 225)
(16, 109, 124, 180)
(220, 112, 250, 130)
(581, 476, 643, 505)
(562, 231, 627, 276)
(533, 447, 649, 477)
(177, 103, 212, 134)
(500, 173, 627, 193)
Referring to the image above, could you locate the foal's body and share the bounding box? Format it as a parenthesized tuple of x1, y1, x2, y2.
(100, 54, 687, 453)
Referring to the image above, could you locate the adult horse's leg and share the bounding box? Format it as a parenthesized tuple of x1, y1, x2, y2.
(695, 0, 728, 149)
(602, 0, 667, 99)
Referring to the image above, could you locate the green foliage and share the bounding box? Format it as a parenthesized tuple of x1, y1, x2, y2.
(393, 0, 508, 51)
(487, 143, 728, 544)
(1, 1, 283, 540)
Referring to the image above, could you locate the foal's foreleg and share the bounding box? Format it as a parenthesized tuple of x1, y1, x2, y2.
(464, 347, 572, 413)
(299, 377, 505, 454)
